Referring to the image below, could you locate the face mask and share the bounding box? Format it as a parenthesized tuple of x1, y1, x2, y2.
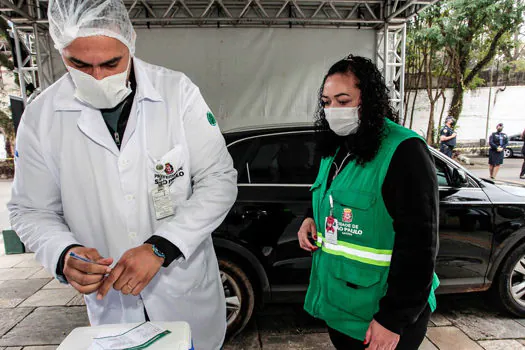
(324, 107, 360, 136)
(68, 58, 132, 109)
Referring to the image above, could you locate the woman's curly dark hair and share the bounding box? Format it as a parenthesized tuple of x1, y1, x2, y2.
(315, 55, 398, 165)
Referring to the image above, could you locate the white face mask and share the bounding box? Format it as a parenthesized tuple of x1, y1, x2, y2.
(67, 58, 132, 109)
(324, 107, 360, 136)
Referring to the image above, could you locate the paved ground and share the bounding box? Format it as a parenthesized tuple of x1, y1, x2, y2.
(1, 254, 525, 350)
(466, 157, 524, 183)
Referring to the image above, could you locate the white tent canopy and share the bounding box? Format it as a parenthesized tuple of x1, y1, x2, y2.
(1, 0, 438, 127)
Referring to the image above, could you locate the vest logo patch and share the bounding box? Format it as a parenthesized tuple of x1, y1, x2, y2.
(342, 208, 353, 223)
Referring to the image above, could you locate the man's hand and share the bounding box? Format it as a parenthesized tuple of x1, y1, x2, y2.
(497, 146, 503, 152)
(63, 247, 113, 295)
(364, 319, 400, 350)
(298, 218, 318, 252)
(97, 244, 164, 300)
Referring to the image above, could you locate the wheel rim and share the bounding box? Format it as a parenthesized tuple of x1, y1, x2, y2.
(510, 257, 525, 307)
(221, 271, 242, 328)
(504, 149, 511, 158)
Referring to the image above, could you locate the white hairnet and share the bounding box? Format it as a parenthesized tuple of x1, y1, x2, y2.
(48, 0, 136, 55)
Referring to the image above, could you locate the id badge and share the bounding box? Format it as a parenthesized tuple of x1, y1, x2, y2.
(151, 186, 175, 220)
(324, 216, 338, 245)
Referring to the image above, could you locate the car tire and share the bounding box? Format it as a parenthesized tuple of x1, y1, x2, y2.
(504, 149, 513, 158)
(494, 242, 525, 317)
(219, 257, 256, 339)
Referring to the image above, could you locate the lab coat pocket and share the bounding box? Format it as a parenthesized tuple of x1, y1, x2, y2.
(148, 145, 189, 204)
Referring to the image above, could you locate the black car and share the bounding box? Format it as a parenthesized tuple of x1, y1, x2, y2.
(213, 124, 525, 338)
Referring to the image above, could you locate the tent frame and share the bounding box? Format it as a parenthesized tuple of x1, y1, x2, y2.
(2, 0, 438, 119)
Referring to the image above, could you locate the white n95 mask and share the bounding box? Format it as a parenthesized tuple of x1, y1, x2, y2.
(68, 60, 132, 109)
(324, 107, 360, 136)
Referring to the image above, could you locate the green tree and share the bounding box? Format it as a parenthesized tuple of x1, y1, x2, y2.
(404, 17, 426, 129)
(0, 109, 14, 158)
(435, 0, 525, 120)
(405, 5, 451, 143)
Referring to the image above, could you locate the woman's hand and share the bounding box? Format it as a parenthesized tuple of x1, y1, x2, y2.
(298, 218, 318, 252)
(364, 319, 400, 350)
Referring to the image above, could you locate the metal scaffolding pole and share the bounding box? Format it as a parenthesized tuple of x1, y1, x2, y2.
(3, 0, 437, 28)
(12, 25, 27, 105)
(376, 0, 408, 122)
(399, 23, 407, 123)
(33, 22, 43, 87)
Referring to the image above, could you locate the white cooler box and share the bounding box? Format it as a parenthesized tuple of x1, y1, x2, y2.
(58, 322, 193, 350)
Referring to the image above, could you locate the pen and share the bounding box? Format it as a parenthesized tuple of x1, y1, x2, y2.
(69, 251, 98, 264)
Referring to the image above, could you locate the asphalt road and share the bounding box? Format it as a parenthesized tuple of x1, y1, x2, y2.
(468, 157, 525, 183)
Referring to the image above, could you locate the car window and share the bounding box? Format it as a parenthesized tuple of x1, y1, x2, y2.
(227, 138, 255, 183)
(433, 155, 478, 188)
(246, 133, 320, 185)
(434, 157, 451, 187)
(510, 135, 523, 142)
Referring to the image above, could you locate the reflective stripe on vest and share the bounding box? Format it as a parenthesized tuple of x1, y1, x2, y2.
(316, 233, 392, 267)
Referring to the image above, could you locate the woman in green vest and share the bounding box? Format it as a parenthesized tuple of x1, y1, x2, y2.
(298, 55, 439, 350)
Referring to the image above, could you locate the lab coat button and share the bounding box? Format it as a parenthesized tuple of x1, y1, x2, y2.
(125, 195, 134, 201)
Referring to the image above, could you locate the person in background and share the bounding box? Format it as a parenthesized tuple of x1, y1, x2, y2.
(520, 129, 525, 179)
(439, 117, 457, 158)
(297, 55, 439, 350)
(488, 123, 509, 180)
(7, 1, 237, 349)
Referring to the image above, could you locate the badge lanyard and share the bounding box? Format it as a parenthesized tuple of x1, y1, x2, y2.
(332, 152, 351, 181)
(329, 194, 334, 217)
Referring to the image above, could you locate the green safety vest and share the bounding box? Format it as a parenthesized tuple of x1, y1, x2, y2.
(304, 119, 440, 340)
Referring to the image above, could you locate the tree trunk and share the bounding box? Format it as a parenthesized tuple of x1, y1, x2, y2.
(403, 90, 411, 127)
(449, 83, 464, 119)
(408, 57, 425, 130)
(409, 89, 419, 130)
(438, 93, 447, 137)
(5, 136, 13, 159)
(427, 102, 435, 144)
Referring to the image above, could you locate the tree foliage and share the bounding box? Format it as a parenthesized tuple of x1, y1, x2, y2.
(406, 0, 525, 129)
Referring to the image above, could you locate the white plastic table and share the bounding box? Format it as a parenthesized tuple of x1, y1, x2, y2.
(57, 322, 192, 350)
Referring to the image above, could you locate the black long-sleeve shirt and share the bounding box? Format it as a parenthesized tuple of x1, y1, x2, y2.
(308, 137, 438, 335)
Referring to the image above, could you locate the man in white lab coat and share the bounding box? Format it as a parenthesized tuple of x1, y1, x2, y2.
(7, 1, 237, 349)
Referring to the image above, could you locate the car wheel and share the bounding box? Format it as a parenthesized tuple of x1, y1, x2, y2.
(504, 149, 513, 158)
(219, 257, 255, 339)
(495, 242, 525, 317)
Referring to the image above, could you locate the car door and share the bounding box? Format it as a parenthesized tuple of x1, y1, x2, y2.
(226, 131, 320, 291)
(433, 151, 494, 292)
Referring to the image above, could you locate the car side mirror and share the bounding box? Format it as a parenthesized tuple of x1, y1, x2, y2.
(451, 168, 468, 187)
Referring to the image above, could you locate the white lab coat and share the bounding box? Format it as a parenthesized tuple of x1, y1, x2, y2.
(8, 58, 237, 350)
